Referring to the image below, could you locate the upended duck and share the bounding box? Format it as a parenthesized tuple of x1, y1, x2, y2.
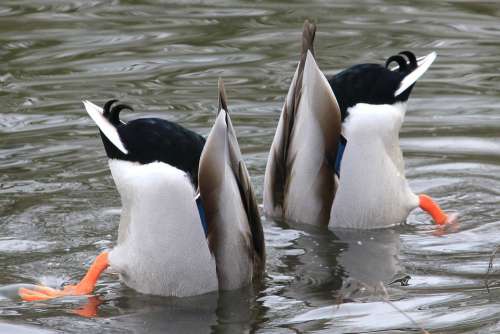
(263, 21, 456, 228)
(18, 80, 265, 301)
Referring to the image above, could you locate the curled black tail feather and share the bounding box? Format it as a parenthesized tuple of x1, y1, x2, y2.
(103, 99, 133, 126)
(385, 55, 408, 72)
(103, 99, 118, 117)
(386, 51, 418, 73)
(399, 51, 417, 70)
(109, 104, 133, 125)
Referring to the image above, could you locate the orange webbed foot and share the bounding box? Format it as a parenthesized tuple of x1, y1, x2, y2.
(19, 285, 62, 301)
(19, 252, 109, 302)
(419, 194, 458, 226)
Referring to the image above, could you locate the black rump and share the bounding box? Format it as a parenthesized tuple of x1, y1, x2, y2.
(100, 100, 206, 187)
(327, 51, 419, 121)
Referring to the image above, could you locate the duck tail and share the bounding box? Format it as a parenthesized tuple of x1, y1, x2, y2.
(102, 99, 133, 126)
(82, 100, 129, 154)
(393, 51, 437, 97)
(398, 51, 418, 71)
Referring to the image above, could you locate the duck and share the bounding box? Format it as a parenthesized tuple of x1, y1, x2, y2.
(263, 20, 455, 229)
(18, 79, 265, 301)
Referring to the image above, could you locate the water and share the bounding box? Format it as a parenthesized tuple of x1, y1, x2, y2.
(1, 0, 500, 333)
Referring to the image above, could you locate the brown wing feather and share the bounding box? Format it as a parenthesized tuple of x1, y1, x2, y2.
(199, 79, 265, 288)
(221, 79, 265, 271)
(263, 21, 342, 225)
(302, 19, 316, 57)
(267, 21, 317, 213)
(218, 78, 229, 114)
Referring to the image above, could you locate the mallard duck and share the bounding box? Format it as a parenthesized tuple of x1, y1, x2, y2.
(19, 80, 265, 300)
(263, 21, 455, 228)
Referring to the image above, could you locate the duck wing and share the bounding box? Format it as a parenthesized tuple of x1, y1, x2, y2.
(198, 80, 265, 290)
(263, 21, 342, 225)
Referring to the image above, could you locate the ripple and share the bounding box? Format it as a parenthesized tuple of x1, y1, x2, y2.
(1, 0, 500, 332)
(0, 238, 57, 253)
(287, 294, 500, 333)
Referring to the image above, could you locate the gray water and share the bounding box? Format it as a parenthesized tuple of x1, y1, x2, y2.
(1, 1, 500, 333)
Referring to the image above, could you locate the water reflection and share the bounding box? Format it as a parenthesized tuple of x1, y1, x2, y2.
(281, 223, 344, 303)
(273, 221, 405, 302)
(0, 323, 55, 334)
(104, 293, 218, 334)
(333, 228, 404, 296)
(98, 286, 263, 333)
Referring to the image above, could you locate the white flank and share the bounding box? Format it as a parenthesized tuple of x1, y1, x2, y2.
(82, 100, 128, 154)
(107, 160, 218, 297)
(330, 103, 419, 229)
(394, 51, 437, 97)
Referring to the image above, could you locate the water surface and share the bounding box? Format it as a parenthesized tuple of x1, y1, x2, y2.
(1, 0, 500, 333)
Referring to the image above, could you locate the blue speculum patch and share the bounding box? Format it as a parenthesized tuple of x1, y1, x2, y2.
(196, 196, 208, 236)
(335, 135, 347, 176)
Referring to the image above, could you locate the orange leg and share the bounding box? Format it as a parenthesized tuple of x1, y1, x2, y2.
(19, 252, 109, 302)
(419, 194, 455, 225)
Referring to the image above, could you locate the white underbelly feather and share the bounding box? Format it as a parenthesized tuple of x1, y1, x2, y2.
(330, 103, 419, 229)
(108, 159, 218, 297)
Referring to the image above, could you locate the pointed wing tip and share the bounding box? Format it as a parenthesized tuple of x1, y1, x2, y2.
(217, 78, 228, 114)
(302, 20, 316, 56)
(218, 78, 226, 99)
(303, 19, 317, 31)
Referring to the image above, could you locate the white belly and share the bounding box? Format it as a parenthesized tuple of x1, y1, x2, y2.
(107, 160, 218, 297)
(330, 103, 419, 229)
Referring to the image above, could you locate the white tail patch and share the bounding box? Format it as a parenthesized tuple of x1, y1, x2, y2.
(82, 100, 128, 154)
(394, 51, 437, 97)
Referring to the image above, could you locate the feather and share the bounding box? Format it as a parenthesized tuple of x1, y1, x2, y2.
(263, 22, 341, 225)
(82, 100, 128, 154)
(395, 51, 437, 96)
(108, 160, 218, 297)
(198, 80, 264, 289)
(330, 103, 419, 228)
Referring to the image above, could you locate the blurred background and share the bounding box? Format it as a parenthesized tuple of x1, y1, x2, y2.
(1, 0, 500, 333)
